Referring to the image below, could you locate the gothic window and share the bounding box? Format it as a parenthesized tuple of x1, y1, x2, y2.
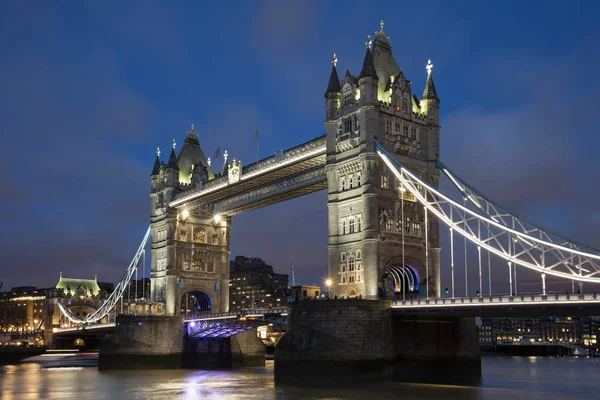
(192, 259, 202, 271)
(381, 174, 388, 189)
(402, 98, 409, 113)
(357, 216, 362, 231)
(341, 264, 346, 272)
(341, 177, 346, 191)
(182, 253, 191, 271)
(341, 252, 347, 262)
(413, 222, 422, 237)
(386, 218, 393, 232)
(341, 220, 347, 235)
(393, 98, 400, 111)
(179, 229, 188, 242)
(349, 258, 355, 271)
(343, 90, 352, 106)
(356, 250, 362, 260)
(403, 124, 409, 136)
(349, 275, 355, 283)
(156, 193, 163, 208)
(344, 118, 352, 134)
(357, 271, 363, 283)
(349, 218, 355, 233)
(207, 262, 215, 273)
(411, 126, 417, 140)
(385, 120, 392, 135)
(212, 234, 219, 245)
(394, 121, 401, 135)
(357, 173, 362, 187)
(193, 228, 205, 243)
(342, 276, 347, 284)
(404, 216, 411, 235)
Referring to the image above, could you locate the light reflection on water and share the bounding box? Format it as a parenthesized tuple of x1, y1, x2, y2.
(1, 356, 599, 399)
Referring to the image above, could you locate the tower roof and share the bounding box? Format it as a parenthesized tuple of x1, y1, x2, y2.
(167, 139, 179, 169)
(325, 65, 341, 95)
(151, 154, 161, 176)
(178, 124, 211, 183)
(369, 20, 400, 97)
(359, 48, 378, 80)
(422, 60, 439, 100)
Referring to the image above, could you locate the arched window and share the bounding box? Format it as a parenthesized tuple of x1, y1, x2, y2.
(357, 174, 362, 187)
(402, 98, 409, 113)
(357, 216, 362, 231)
(342, 220, 347, 235)
(349, 258, 355, 271)
(349, 218, 355, 233)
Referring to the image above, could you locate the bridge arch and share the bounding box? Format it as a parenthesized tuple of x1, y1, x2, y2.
(179, 287, 214, 318)
(381, 256, 424, 299)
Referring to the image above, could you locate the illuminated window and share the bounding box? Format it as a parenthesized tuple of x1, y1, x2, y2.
(179, 229, 188, 241)
(212, 235, 219, 245)
(413, 222, 421, 237)
(386, 218, 393, 232)
(393, 98, 400, 111)
(193, 228, 205, 243)
(394, 121, 401, 135)
(182, 259, 191, 271)
(381, 174, 388, 189)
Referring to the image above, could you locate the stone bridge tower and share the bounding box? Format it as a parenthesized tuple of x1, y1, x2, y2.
(325, 21, 441, 300)
(150, 126, 230, 316)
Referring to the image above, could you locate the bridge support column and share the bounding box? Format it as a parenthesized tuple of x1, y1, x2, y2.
(274, 300, 480, 386)
(99, 315, 183, 370)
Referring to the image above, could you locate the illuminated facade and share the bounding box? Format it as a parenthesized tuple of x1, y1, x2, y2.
(229, 256, 288, 311)
(325, 21, 441, 299)
(150, 125, 231, 315)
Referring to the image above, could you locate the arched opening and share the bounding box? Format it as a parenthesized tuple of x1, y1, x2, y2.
(347, 289, 357, 299)
(180, 291, 212, 318)
(381, 265, 420, 300)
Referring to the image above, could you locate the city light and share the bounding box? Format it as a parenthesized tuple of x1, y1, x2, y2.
(325, 279, 332, 287)
(181, 209, 190, 221)
(213, 214, 222, 224)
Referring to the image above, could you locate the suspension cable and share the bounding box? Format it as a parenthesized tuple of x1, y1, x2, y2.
(425, 204, 429, 299)
(463, 197, 468, 296)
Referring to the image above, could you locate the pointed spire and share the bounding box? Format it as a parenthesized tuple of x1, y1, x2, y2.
(325, 53, 341, 95)
(221, 150, 229, 175)
(167, 139, 178, 169)
(422, 59, 439, 100)
(151, 146, 161, 176)
(359, 47, 378, 80)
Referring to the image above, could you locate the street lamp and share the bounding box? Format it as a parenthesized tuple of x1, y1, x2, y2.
(325, 279, 332, 298)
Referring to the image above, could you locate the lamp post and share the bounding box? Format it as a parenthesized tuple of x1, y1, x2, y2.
(325, 279, 332, 298)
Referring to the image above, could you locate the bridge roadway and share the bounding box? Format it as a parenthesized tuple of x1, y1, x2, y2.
(55, 294, 600, 335)
(391, 293, 600, 316)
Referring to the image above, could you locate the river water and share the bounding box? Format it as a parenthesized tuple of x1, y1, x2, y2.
(1, 355, 598, 399)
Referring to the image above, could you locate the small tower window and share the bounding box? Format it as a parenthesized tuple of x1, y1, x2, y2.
(343, 90, 352, 106)
(411, 127, 417, 140)
(394, 121, 401, 135)
(381, 174, 388, 189)
(349, 218, 355, 233)
(344, 118, 352, 134)
(403, 125, 409, 136)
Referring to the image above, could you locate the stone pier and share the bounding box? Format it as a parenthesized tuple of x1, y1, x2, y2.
(99, 315, 183, 370)
(274, 300, 480, 386)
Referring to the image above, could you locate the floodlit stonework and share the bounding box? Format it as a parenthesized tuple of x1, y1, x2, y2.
(325, 21, 441, 299)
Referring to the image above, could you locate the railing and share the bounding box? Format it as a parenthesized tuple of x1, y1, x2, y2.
(53, 323, 116, 333)
(392, 293, 600, 308)
(184, 308, 289, 322)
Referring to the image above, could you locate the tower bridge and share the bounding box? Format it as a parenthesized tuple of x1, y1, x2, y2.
(52, 20, 600, 385)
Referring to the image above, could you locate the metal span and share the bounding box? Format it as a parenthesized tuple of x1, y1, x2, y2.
(58, 227, 151, 324)
(375, 140, 600, 290)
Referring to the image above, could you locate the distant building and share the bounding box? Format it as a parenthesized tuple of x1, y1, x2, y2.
(228, 256, 288, 311)
(289, 285, 321, 302)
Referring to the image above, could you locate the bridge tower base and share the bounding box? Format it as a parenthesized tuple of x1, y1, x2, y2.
(274, 300, 480, 386)
(99, 315, 184, 370)
(182, 330, 265, 369)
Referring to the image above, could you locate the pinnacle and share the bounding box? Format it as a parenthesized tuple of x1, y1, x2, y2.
(359, 48, 378, 80)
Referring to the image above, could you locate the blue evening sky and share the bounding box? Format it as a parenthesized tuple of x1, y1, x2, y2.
(1, 1, 599, 293)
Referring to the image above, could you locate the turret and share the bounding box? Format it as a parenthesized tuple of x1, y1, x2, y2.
(325, 53, 341, 121)
(165, 139, 179, 186)
(421, 59, 440, 124)
(358, 45, 378, 106)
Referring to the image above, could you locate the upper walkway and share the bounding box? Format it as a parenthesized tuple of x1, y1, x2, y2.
(170, 135, 326, 215)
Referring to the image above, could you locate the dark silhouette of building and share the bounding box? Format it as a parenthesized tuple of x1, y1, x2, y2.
(229, 256, 288, 310)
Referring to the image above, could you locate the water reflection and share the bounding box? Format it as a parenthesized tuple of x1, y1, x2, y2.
(1, 357, 599, 399)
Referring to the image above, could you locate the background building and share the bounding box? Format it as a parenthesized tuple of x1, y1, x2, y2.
(229, 256, 288, 311)
(289, 285, 321, 302)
